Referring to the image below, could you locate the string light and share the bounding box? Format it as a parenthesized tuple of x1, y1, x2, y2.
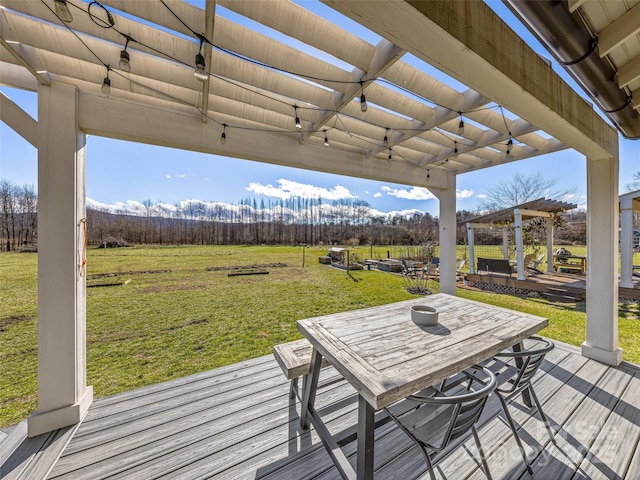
(101, 66, 111, 95)
(220, 124, 226, 145)
(383, 127, 389, 148)
(323, 130, 329, 148)
(359, 81, 367, 113)
(119, 35, 131, 71)
(505, 138, 513, 160)
(194, 39, 207, 81)
(54, 0, 73, 23)
(457, 112, 464, 135)
(453, 141, 458, 158)
(294, 106, 302, 130)
(426, 169, 430, 179)
(44, 0, 518, 181)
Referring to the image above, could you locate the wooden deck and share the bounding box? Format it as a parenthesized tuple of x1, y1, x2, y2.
(466, 270, 640, 301)
(3, 341, 640, 480)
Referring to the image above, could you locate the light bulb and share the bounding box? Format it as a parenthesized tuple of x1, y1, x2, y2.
(505, 138, 513, 159)
(101, 76, 111, 95)
(295, 116, 302, 130)
(453, 143, 458, 158)
(54, 0, 73, 23)
(194, 52, 207, 81)
(220, 131, 226, 145)
(360, 93, 367, 112)
(323, 131, 329, 148)
(458, 119, 464, 136)
(119, 49, 130, 72)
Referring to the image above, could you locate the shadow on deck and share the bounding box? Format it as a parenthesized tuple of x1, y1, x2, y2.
(3, 342, 640, 479)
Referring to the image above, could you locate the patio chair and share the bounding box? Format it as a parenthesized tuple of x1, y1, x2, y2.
(383, 365, 496, 480)
(490, 336, 555, 474)
(528, 254, 545, 273)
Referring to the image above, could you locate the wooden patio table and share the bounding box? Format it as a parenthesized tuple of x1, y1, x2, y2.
(298, 293, 548, 480)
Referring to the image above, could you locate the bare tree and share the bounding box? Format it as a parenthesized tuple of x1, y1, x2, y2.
(479, 171, 575, 211)
(626, 171, 640, 192)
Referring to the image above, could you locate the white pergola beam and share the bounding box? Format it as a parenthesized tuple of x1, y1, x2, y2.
(199, 0, 216, 122)
(568, 0, 588, 13)
(77, 92, 449, 189)
(618, 57, 640, 90)
(517, 209, 552, 218)
(597, 3, 640, 58)
(325, 0, 617, 160)
(0, 91, 37, 147)
(301, 38, 404, 144)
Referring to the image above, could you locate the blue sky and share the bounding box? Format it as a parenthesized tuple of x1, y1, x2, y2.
(1, 1, 638, 218)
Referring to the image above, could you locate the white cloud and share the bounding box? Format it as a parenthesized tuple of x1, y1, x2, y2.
(476, 194, 487, 199)
(456, 189, 474, 199)
(381, 186, 436, 201)
(245, 178, 357, 200)
(373, 192, 382, 198)
(165, 173, 190, 180)
(370, 207, 426, 218)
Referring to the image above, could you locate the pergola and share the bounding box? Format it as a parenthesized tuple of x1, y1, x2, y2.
(0, 1, 624, 437)
(620, 189, 640, 288)
(465, 198, 577, 280)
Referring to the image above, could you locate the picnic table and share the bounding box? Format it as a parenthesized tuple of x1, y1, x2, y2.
(297, 293, 548, 480)
(553, 254, 587, 274)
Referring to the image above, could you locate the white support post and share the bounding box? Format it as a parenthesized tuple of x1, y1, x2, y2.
(467, 223, 475, 274)
(502, 228, 509, 260)
(430, 172, 456, 295)
(620, 197, 634, 289)
(28, 82, 93, 437)
(582, 154, 622, 366)
(546, 217, 554, 273)
(514, 209, 526, 280)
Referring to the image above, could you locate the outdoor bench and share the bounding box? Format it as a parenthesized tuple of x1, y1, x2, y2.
(477, 257, 513, 275)
(272, 338, 330, 400)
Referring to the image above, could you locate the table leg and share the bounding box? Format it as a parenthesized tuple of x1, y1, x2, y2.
(357, 395, 375, 480)
(513, 342, 533, 408)
(300, 347, 323, 430)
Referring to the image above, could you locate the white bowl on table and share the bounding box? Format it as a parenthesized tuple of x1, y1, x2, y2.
(410, 305, 439, 326)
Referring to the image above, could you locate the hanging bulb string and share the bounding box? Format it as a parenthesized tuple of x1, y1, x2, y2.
(59, 0, 496, 125)
(42, 0, 519, 169)
(56, 0, 491, 127)
(87, 1, 114, 28)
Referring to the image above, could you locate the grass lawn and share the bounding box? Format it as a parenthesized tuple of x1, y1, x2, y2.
(1, 244, 638, 428)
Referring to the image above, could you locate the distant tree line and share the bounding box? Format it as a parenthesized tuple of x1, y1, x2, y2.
(0, 179, 37, 251)
(86, 197, 440, 247)
(0, 178, 588, 251)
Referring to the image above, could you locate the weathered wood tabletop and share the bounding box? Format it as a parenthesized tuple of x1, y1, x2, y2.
(297, 293, 548, 480)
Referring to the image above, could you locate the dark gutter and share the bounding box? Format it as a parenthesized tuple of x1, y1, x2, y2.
(503, 0, 640, 140)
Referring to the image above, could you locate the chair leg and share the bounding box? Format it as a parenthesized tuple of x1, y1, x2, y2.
(496, 393, 533, 474)
(528, 386, 556, 444)
(471, 425, 492, 480)
(423, 447, 438, 480)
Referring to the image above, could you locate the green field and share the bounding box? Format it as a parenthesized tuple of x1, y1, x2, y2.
(1, 244, 638, 428)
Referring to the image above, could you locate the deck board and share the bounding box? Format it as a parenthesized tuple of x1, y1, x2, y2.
(18, 341, 634, 480)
